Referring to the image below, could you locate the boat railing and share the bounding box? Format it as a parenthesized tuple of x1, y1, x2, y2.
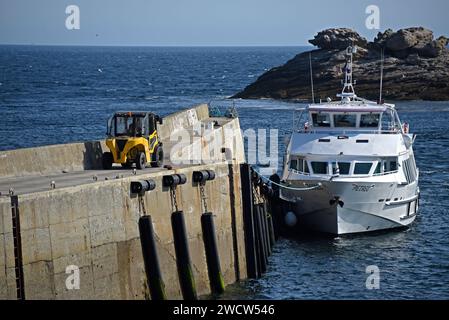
(288, 169, 399, 179)
(289, 169, 311, 176)
(296, 128, 402, 135)
(372, 170, 399, 177)
(335, 170, 399, 179)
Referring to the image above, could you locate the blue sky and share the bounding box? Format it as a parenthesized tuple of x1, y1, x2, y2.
(0, 0, 448, 46)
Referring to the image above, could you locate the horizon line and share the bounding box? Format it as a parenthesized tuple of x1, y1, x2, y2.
(0, 43, 313, 48)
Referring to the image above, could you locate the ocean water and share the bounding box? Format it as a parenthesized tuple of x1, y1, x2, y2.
(0, 45, 301, 150)
(1, 45, 448, 299)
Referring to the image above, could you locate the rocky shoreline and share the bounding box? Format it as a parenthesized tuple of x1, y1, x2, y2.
(233, 27, 449, 101)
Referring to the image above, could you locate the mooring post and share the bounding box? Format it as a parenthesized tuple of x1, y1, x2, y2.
(138, 215, 167, 300)
(239, 163, 258, 279)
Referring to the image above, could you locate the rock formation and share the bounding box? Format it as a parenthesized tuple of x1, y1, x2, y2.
(233, 27, 449, 101)
(309, 28, 368, 50)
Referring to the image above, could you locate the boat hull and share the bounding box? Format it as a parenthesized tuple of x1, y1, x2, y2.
(281, 180, 419, 235)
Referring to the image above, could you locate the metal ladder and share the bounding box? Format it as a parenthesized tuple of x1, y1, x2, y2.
(10, 195, 25, 300)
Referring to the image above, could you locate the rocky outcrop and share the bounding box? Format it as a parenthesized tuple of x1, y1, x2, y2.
(233, 27, 449, 101)
(371, 27, 449, 58)
(309, 28, 368, 50)
(386, 27, 433, 51)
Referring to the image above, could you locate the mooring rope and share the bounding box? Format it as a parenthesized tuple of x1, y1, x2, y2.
(251, 168, 323, 191)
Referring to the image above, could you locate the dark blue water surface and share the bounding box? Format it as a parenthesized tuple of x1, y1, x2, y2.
(0, 45, 301, 150)
(1, 45, 448, 299)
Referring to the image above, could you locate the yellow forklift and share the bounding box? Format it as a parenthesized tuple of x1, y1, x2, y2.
(102, 111, 164, 169)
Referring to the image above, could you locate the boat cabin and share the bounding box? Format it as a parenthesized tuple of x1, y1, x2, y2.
(297, 103, 405, 134)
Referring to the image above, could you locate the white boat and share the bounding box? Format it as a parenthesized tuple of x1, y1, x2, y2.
(280, 46, 420, 235)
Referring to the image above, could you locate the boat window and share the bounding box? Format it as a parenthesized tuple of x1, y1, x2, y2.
(371, 158, 398, 174)
(311, 162, 328, 175)
(304, 161, 310, 174)
(360, 114, 380, 128)
(402, 155, 417, 184)
(290, 159, 298, 171)
(334, 114, 357, 127)
(338, 162, 351, 175)
(297, 159, 304, 172)
(389, 160, 397, 171)
(374, 162, 381, 174)
(333, 162, 350, 175)
(290, 158, 309, 174)
(354, 162, 373, 175)
(312, 113, 331, 127)
(381, 111, 395, 131)
(331, 162, 338, 175)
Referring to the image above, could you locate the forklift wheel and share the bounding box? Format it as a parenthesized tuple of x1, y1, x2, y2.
(151, 145, 164, 168)
(102, 152, 113, 170)
(136, 152, 146, 170)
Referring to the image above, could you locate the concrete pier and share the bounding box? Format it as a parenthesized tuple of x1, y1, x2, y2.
(0, 104, 248, 299)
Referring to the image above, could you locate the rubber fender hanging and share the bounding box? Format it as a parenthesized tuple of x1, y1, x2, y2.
(201, 212, 225, 294)
(192, 170, 216, 184)
(131, 179, 156, 195)
(139, 215, 167, 300)
(171, 211, 197, 300)
(206, 170, 215, 181)
(163, 174, 187, 187)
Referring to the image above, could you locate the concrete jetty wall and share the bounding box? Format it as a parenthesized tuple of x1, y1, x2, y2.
(0, 104, 211, 179)
(0, 141, 106, 179)
(0, 104, 249, 299)
(0, 162, 246, 299)
(157, 103, 209, 141)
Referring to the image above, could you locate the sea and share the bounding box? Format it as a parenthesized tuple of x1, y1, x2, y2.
(1, 45, 448, 299)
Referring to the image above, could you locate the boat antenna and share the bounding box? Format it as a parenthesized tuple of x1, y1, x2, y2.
(337, 45, 357, 102)
(379, 47, 384, 104)
(309, 51, 315, 103)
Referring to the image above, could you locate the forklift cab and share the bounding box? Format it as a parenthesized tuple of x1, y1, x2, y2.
(107, 112, 162, 138)
(103, 111, 164, 170)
